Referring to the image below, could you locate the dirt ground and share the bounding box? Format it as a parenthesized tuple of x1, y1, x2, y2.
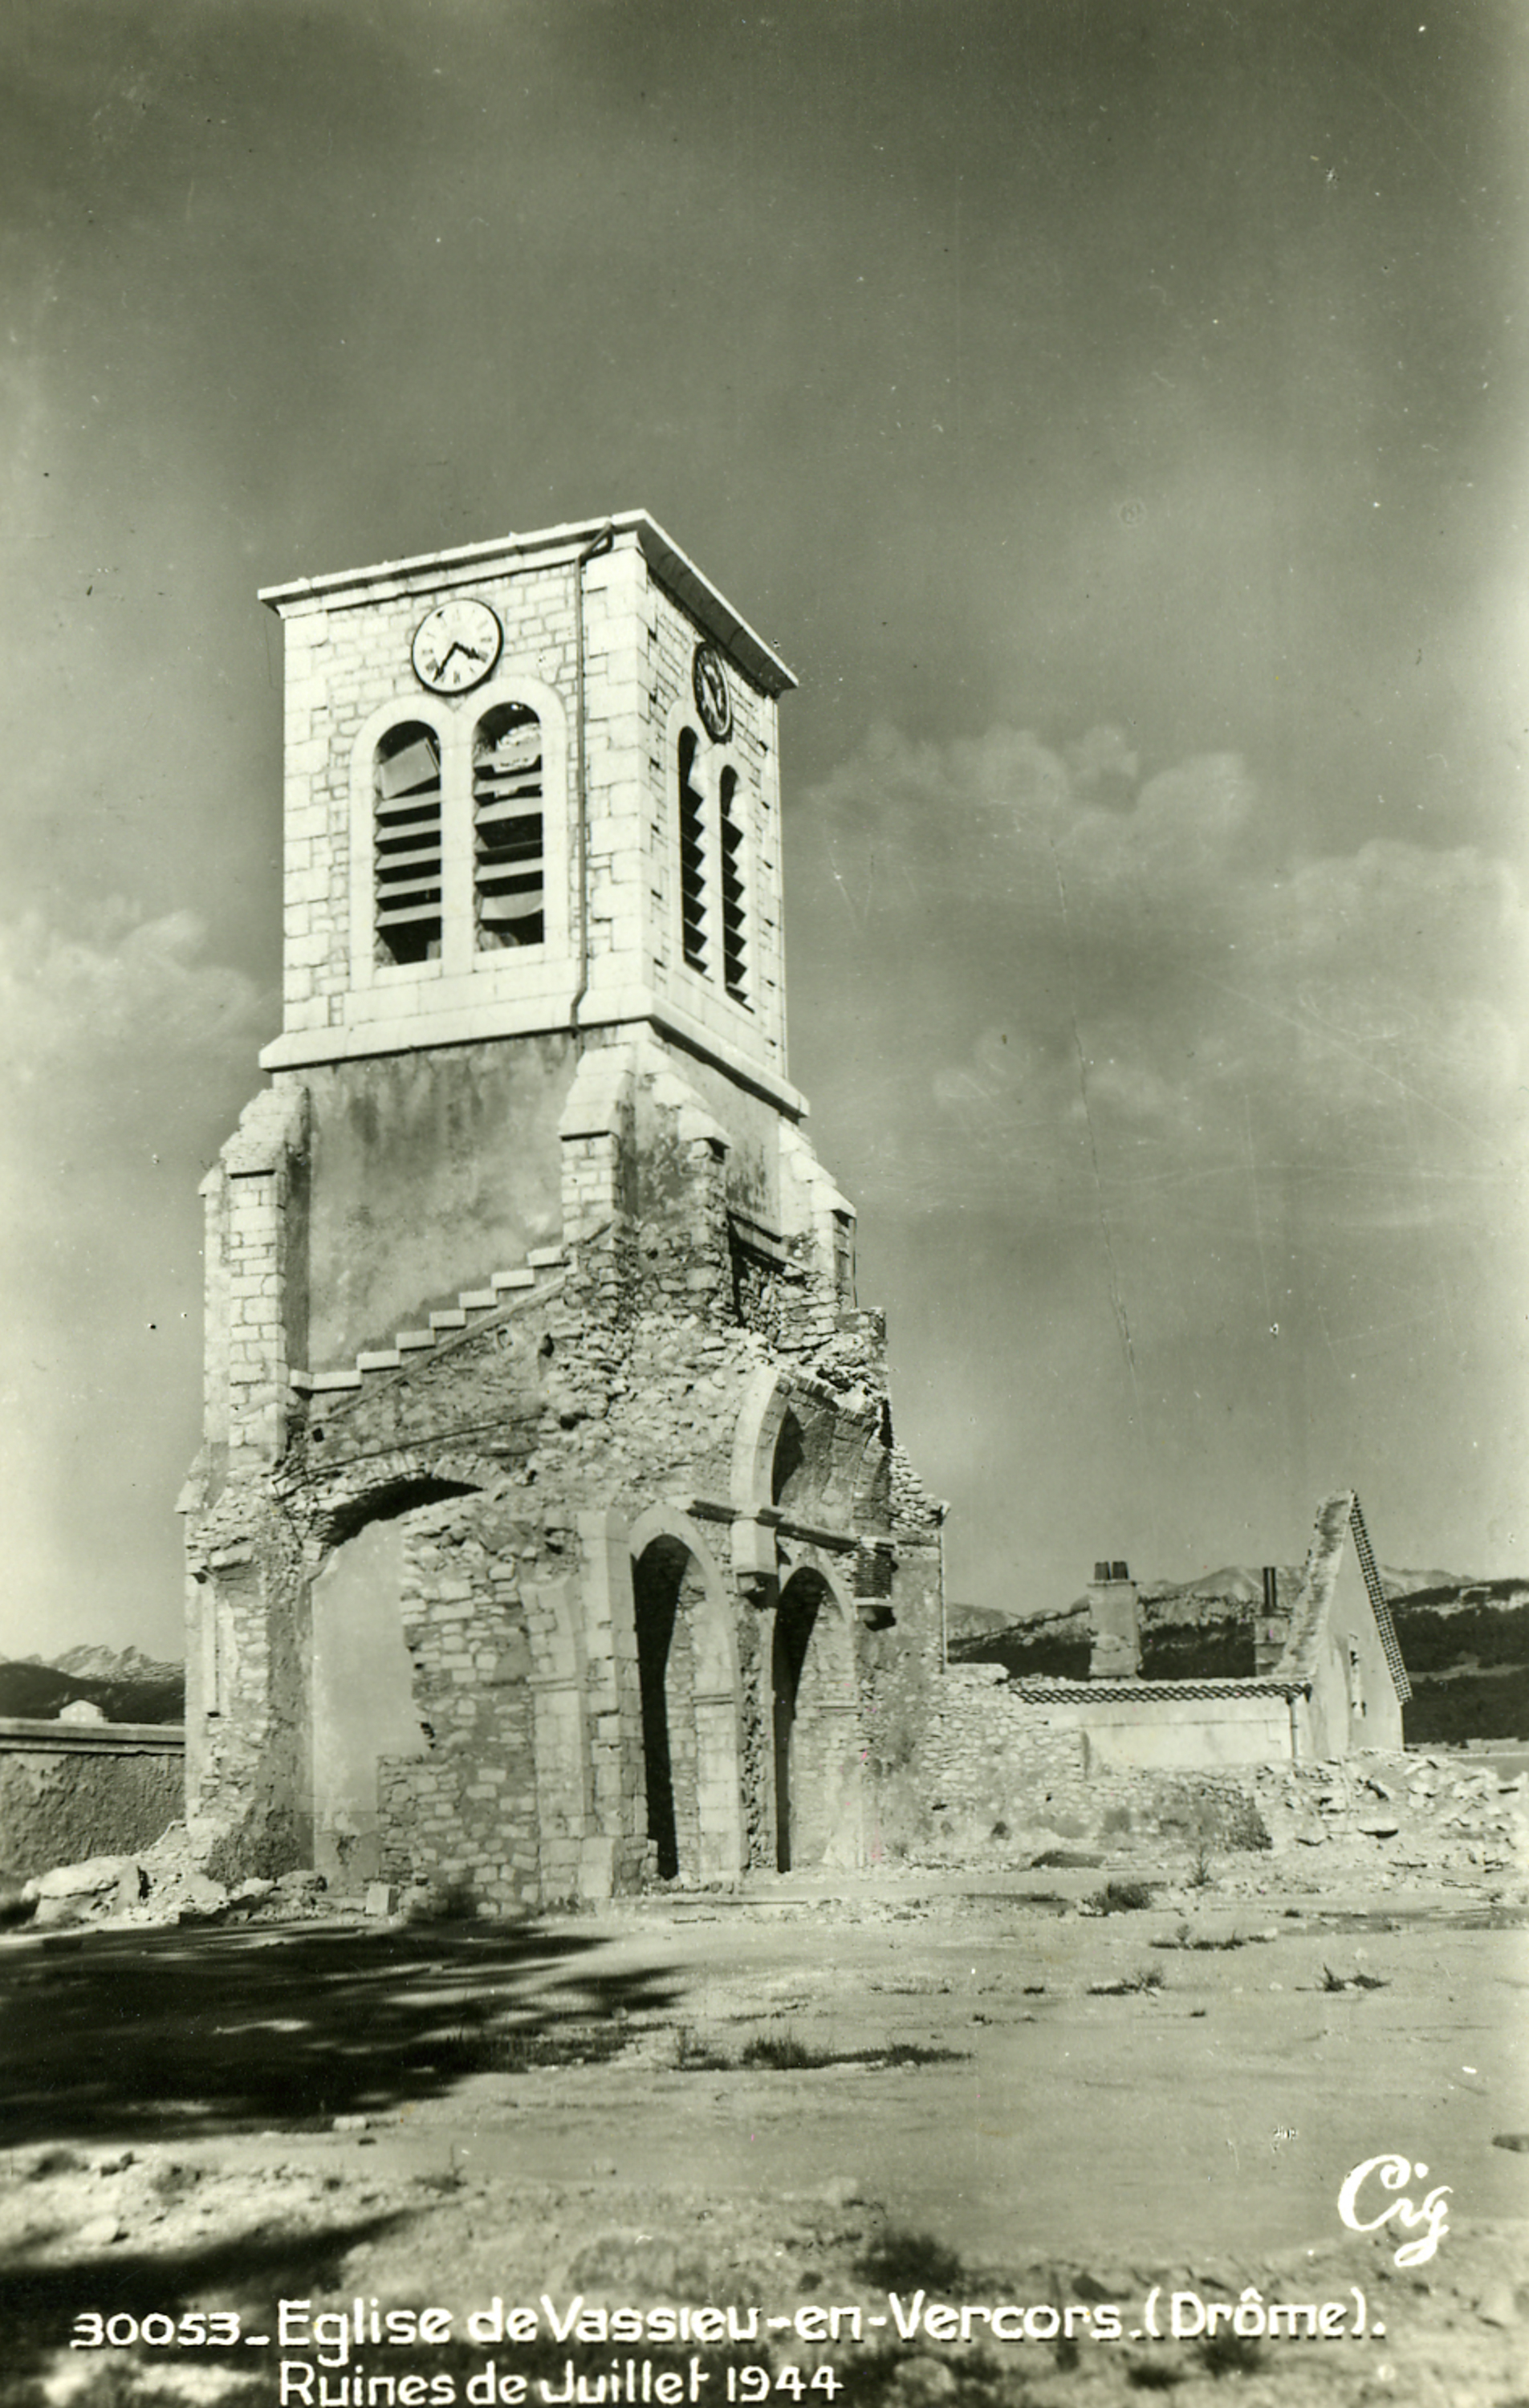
(2, 1844, 1527, 2408)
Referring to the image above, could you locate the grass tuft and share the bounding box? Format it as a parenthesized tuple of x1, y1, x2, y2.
(855, 2230, 970, 2294)
(433, 2015, 631, 2073)
(738, 2032, 828, 2071)
(1318, 1966, 1389, 1994)
(1087, 1879, 1156, 1914)
(675, 2028, 972, 2076)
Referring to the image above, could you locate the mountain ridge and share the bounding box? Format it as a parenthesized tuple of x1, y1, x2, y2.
(0, 1645, 185, 1725)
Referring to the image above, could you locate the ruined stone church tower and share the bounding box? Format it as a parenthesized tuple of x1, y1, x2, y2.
(181, 514, 944, 1906)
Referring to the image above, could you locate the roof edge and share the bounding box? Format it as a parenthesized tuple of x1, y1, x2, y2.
(1009, 1676, 1311, 1702)
(257, 510, 797, 697)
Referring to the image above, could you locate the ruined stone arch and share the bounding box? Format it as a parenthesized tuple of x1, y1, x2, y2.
(298, 1447, 506, 1559)
(848, 1405, 893, 1532)
(293, 1453, 588, 1909)
(730, 1365, 885, 1536)
(730, 1364, 792, 1517)
(626, 1503, 744, 1887)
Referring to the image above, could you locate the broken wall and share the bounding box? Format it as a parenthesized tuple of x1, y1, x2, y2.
(1300, 1544, 1405, 1757)
(0, 1725, 185, 1884)
(301, 1039, 575, 1361)
(929, 1666, 1287, 1853)
(184, 1045, 945, 1903)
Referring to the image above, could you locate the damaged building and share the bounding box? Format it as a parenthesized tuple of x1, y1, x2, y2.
(1029, 1493, 1412, 1767)
(180, 514, 945, 1907)
(931, 1495, 1413, 1852)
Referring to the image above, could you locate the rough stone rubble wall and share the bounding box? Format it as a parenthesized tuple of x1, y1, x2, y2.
(930, 1666, 1280, 1853)
(0, 1741, 185, 1884)
(182, 1042, 946, 1904)
(927, 1664, 1529, 1875)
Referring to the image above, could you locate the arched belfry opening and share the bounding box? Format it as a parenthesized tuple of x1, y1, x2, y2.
(632, 1528, 743, 1886)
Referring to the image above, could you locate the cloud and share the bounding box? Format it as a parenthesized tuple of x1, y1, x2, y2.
(0, 905, 273, 1652)
(0, 902, 266, 1112)
(792, 722, 1529, 1240)
(0, 897, 271, 1301)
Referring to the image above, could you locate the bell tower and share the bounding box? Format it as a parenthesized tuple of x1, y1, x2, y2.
(182, 513, 945, 1904)
(258, 511, 795, 1096)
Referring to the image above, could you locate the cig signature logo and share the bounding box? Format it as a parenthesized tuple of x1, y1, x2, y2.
(1337, 2154, 1452, 2265)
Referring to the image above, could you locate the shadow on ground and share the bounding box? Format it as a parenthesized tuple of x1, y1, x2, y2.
(2, 2209, 409, 2406)
(0, 1918, 679, 2150)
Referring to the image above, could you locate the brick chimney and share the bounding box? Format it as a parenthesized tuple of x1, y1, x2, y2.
(1253, 1564, 1289, 1674)
(1088, 1559, 1141, 1679)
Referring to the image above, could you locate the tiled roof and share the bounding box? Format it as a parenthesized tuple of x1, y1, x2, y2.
(1011, 1676, 1307, 1703)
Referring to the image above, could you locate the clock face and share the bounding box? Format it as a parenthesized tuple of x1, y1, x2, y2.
(411, 598, 503, 694)
(692, 643, 734, 742)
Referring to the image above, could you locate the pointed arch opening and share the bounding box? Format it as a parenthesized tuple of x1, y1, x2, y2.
(631, 1523, 742, 1886)
(772, 1564, 861, 1873)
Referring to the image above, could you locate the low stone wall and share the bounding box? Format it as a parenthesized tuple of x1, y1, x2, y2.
(0, 1721, 185, 1883)
(926, 1666, 1271, 1853)
(925, 1666, 1529, 1881)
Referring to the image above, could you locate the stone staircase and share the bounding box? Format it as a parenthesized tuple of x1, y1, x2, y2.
(289, 1247, 567, 1396)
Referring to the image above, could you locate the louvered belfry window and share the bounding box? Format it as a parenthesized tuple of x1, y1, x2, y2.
(719, 766, 747, 1003)
(374, 722, 444, 964)
(473, 703, 544, 949)
(677, 726, 708, 972)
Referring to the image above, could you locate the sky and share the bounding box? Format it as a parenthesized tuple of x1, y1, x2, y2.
(2, 0, 1526, 1660)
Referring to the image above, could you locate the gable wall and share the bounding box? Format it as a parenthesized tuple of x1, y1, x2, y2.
(1306, 1544, 1405, 1755)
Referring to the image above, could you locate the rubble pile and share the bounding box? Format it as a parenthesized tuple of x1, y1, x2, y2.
(13, 1820, 339, 1930)
(1246, 1752, 1527, 1883)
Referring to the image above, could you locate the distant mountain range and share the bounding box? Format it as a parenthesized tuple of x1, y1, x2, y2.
(10, 1564, 1528, 1743)
(0, 1645, 185, 1725)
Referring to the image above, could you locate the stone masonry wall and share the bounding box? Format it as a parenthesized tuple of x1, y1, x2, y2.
(266, 529, 792, 1113)
(277, 557, 581, 1039)
(928, 1666, 1274, 1857)
(0, 1732, 185, 1884)
(928, 1667, 1529, 1887)
(184, 1474, 310, 1874)
(858, 1531, 945, 1861)
(635, 563, 785, 1073)
(188, 1033, 944, 1902)
(376, 1503, 543, 1913)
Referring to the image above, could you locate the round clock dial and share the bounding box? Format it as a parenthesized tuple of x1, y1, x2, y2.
(411, 598, 503, 694)
(692, 643, 734, 742)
